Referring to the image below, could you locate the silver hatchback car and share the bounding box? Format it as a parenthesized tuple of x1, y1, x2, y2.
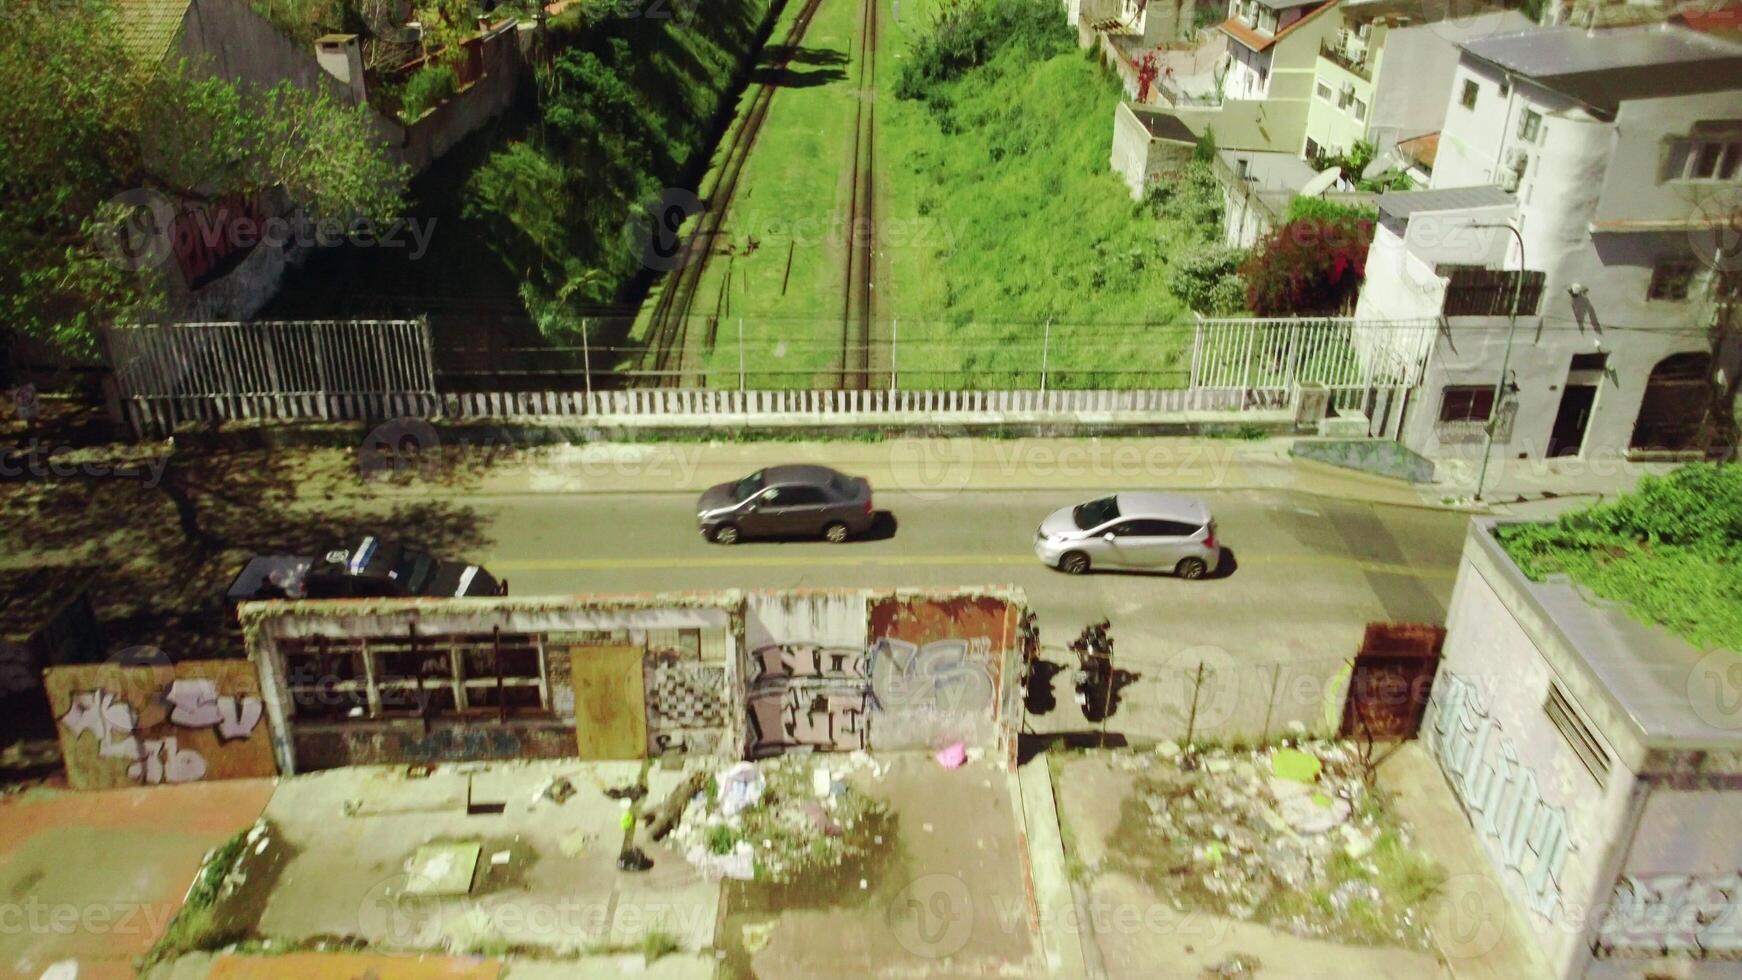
(1034, 493, 1220, 577)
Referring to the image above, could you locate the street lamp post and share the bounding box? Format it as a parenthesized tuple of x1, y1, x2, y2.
(1472, 222, 1527, 502)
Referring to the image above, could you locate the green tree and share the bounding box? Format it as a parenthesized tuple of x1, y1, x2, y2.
(0, 0, 407, 359)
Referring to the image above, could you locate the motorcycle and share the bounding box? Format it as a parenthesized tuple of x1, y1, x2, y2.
(1069, 619, 1114, 719)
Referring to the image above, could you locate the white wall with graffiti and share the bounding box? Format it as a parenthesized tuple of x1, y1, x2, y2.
(1433, 522, 1742, 979)
(45, 660, 276, 790)
(741, 590, 1021, 759)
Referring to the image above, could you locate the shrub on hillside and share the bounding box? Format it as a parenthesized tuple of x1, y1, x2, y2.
(1240, 215, 1373, 316)
(1285, 196, 1377, 225)
(1170, 245, 1247, 315)
(399, 65, 457, 121)
(895, 0, 1070, 100)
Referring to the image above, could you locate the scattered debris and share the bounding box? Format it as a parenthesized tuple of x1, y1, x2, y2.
(935, 741, 968, 769)
(674, 755, 887, 882)
(405, 763, 436, 780)
(1108, 740, 1443, 949)
(1202, 953, 1262, 978)
(604, 782, 647, 802)
(719, 762, 765, 817)
(558, 829, 593, 858)
(645, 771, 710, 841)
(617, 847, 654, 872)
(539, 776, 576, 805)
(490, 850, 511, 866)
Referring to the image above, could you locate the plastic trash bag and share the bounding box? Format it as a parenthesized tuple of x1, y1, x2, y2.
(719, 761, 765, 817)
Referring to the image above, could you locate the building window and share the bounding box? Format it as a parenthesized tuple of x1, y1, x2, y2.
(1439, 385, 1495, 424)
(1351, 98, 1367, 121)
(283, 633, 550, 722)
(1315, 81, 1333, 101)
(1258, 67, 1269, 90)
(1664, 138, 1742, 182)
(1648, 257, 1697, 301)
(1304, 137, 1320, 160)
(1544, 682, 1611, 789)
(1459, 79, 1478, 109)
(1517, 109, 1542, 144)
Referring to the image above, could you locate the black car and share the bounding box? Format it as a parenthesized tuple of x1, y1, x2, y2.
(697, 465, 874, 544)
(225, 536, 503, 608)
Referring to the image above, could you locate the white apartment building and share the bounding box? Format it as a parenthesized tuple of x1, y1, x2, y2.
(1353, 20, 1742, 462)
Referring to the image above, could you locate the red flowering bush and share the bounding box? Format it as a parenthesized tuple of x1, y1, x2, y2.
(1240, 216, 1375, 316)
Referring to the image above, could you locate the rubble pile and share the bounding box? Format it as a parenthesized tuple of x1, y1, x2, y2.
(1113, 737, 1440, 950)
(673, 752, 888, 883)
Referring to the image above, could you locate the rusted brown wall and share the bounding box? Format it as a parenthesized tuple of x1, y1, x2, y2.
(45, 660, 277, 791)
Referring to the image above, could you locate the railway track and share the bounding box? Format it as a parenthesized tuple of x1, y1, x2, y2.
(838, 0, 879, 390)
(640, 0, 829, 386)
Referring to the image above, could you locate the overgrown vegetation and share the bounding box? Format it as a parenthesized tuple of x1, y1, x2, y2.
(1286, 196, 1378, 225)
(399, 64, 457, 121)
(1310, 140, 1414, 193)
(462, 0, 773, 337)
(1495, 464, 1742, 652)
(144, 827, 253, 966)
(870, 0, 1233, 385)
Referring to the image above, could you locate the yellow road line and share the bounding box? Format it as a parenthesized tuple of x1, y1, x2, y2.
(489, 553, 1456, 578)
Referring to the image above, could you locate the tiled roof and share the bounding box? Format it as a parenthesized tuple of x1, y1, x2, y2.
(1219, 0, 1338, 54)
(1376, 185, 1513, 222)
(116, 0, 191, 67)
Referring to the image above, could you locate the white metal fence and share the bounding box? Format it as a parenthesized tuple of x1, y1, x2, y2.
(106, 317, 1432, 436)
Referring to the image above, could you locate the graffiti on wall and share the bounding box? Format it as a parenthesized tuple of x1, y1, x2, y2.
(745, 595, 1016, 756)
(644, 650, 726, 754)
(1595, 871, 1742, 959)
(47, 662, 276, 790)
(746, 643, 873, 756)
(1423, 671, 1574, 919)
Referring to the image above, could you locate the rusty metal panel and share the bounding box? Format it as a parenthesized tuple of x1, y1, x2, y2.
(1340, 623, 1445, 740)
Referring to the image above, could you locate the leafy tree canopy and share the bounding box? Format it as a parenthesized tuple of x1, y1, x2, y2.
(0, 0, 407, 357)
(1240, 216, 1374, 316)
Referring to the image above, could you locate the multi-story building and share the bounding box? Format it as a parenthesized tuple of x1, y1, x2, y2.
(1302, 2, 1534, 163)
(1352, 19, 1742, 462)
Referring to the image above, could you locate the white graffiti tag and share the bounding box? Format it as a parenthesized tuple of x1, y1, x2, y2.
(58, 688, 208, 784)
(164, 678, 265, 741)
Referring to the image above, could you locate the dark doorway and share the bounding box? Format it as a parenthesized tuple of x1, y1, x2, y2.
(1548, 384, 1597, 457)
(1630, 352, 1712, 453)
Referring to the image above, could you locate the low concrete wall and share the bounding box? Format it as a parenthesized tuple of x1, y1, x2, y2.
(1289, 438, 1435, 483)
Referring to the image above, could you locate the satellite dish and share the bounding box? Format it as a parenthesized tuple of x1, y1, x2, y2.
(1300, 167, 1342, 198)
(1362, 154, 1400, 181)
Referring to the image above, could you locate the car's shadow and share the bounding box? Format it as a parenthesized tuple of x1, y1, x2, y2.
(1055, 547, 1240, 579)
(718, 511, 899, 545)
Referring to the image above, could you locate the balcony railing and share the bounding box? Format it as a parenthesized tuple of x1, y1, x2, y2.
(1318, 41, 1372, 81)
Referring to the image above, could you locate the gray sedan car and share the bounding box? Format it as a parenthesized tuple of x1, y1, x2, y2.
(698, 465, 875, 544)
(1034, 492, 1220, 577)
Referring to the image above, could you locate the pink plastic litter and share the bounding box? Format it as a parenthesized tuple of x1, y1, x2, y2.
(934, 741, 967, 769)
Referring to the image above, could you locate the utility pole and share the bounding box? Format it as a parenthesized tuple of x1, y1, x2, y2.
(1473, 222, 1527, 502)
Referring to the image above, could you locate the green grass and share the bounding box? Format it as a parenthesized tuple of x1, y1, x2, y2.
(1495, 463, 1742, 653)
(645, 0, 1221, 389)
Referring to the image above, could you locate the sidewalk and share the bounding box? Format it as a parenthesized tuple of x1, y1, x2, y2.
(346, 435, 1674, 515)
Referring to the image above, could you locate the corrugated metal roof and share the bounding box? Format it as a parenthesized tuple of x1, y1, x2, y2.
(1462, 22, 1742, 111)
(116, 0, 191, 67)
(1377, 185, 1513, 220)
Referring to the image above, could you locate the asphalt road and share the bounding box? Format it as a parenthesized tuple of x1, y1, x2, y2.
(471, 487, 1472, 681)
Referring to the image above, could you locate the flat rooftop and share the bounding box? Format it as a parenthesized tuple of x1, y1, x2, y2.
(1463, 22, 1742, 112)
(1473, 519, 1741, 752)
